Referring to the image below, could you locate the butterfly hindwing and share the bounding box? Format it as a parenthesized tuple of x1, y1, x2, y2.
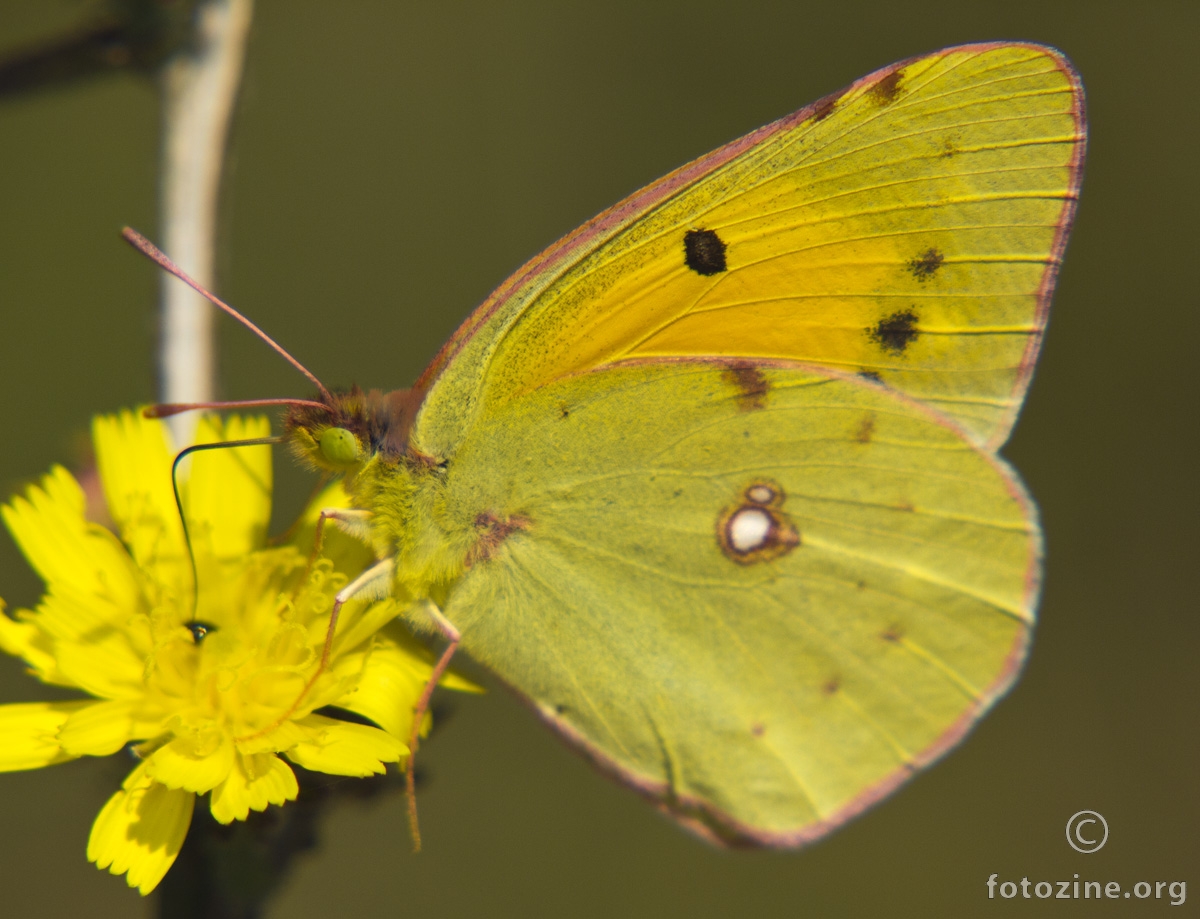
(431, 361, 1038, 844)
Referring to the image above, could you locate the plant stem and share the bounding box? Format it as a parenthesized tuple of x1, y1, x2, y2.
(158, 0, 253, 446)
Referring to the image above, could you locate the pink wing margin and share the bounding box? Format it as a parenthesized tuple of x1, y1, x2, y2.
(411, 40, 1088, 457)
(989, 44, 1087, 451)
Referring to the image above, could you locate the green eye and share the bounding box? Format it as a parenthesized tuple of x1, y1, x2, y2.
(318, 427, 360, 466)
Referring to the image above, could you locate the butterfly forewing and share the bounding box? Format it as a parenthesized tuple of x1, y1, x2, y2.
(412, 43, 1084, 458)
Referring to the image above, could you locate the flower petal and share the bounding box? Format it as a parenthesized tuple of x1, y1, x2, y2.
(25, 575, 144, 646)
(382, 618, 482, 694)
(332, 627, 482, 740)
(330, 641, 425, 739)
(286, 714, 405, 777)
(183, 415, 272, 560)
(92, 411, 186, 573)
(329, 597, 403, 660)
(88, 762, 194, 895)
(57, 699, 136, 756)
(209, 752, 298, 824)
(144, 732, 235, 793)
(233, 718, 309, 757)
(1, 466, 141, 604)
(49, 608, 145, 699)
(0, 700, 90, 771)
(0, 601, 62, 683)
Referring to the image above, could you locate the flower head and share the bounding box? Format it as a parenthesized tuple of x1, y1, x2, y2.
(0, 411, 473, 894)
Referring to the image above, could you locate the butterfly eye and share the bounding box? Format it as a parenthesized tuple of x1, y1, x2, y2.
(318, 427, 360, 466)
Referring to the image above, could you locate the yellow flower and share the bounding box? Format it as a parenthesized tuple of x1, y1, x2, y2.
(0, 410, 474, 895)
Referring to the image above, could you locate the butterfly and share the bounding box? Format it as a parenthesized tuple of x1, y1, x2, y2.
(135, 41, 1085, 847)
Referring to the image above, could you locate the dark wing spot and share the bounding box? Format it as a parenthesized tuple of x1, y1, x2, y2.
(854, 414, 875, 444)
(908, 247, 944, 281)
(822, 677, 841, 695)
(684, 228, 727, 276)
(468, 512, 530, 566)
(810, 93, 838, 122)
(869, 69, 904, 105)
(868, 310, 920, 354)
(184, 620, 218, 643)
(750, 722, 766, 737)
(555, 704, 568, 716)
(717, 480, 800, 565)
(858, 369, 883, 384)
(881, 624, 905, 643)
(722, 361, 769, 410)
(558, 402, 570, 418)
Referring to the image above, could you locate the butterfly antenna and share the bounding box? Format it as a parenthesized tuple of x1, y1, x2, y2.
(171, 436, 284, 612)
(146, 398, 330, 419)
(122, 227, 333, 403)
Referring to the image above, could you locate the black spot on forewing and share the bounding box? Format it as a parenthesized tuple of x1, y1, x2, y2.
(908, 247, 944, 281)
(868, 310, 919, 355)
(684, 228, 727, 275)
(869, 69, 904, 105)
(857, 370, 883, 384)
(722, 361, 769, 410)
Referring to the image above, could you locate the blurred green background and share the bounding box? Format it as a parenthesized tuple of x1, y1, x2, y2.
(0, 2, 1195, 916)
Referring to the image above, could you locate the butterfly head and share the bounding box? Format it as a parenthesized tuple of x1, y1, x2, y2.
(284, 386, 421, 475)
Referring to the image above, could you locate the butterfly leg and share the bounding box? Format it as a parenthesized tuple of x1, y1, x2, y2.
(233, 556, 395, 745)
(316, 555, 394, 672)
(406, 601, 461, 852)
(298, 507, 374, 585)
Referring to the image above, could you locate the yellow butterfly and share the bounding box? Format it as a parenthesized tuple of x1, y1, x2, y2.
(136, 42, 1085, 847)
